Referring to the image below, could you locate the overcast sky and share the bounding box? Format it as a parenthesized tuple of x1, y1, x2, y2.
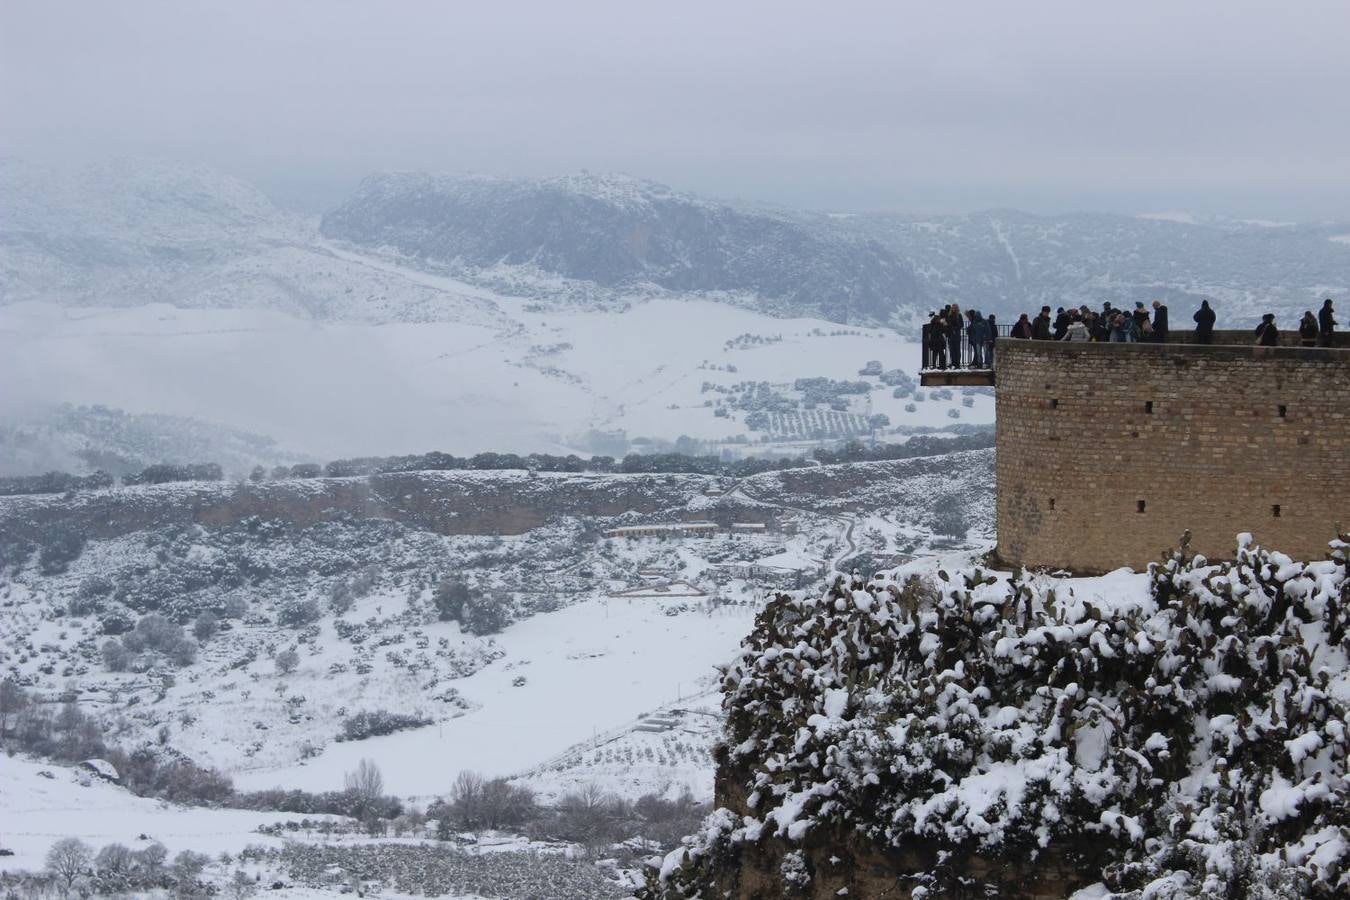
(3, 0, 1348, 218)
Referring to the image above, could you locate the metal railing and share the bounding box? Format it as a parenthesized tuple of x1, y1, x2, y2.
(921, 323, 1012, 370)
(920, 322, 1346, 371)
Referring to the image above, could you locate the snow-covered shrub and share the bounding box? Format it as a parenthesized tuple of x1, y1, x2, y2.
(116, 613, 196, 668)
(460, 593, 512, 636)
(275, 647, 299, 675)
(650, 533, 1350, 898)
(276, 598, 321, 628)
(337, 709, 433, 742)
(192, 611, 218, 642)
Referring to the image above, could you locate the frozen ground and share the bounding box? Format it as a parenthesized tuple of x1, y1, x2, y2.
(233, 594, 757, 798)
(0, 755, 310, 874)
(0, 274, 988, 464)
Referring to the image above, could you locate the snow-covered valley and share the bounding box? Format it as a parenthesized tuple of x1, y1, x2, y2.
(0, 451, 991, 894)
(0, 293, 987, 468)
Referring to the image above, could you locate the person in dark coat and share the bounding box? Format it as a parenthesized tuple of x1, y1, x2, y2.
(1132, 302, 1151, 341)
(1151, 300, 1169, 343)
(1031, 306, 1052, 340)
(928, 311, 948, 369)
(1255, 313, 1279, 346)
(1193, 300, 1216, 344)
(921, 315, 933, 368)
(986, 313, 998, 366)
(1299, 311, 1319, 347)
(967, 310, 990, 367)
(946, 304, 964, 367)
(1052, 307, 1071, 341)
(1088, 310, 1107, 342)
(1320, 298, 1338, 347)
(1012, 313, 1033, 339)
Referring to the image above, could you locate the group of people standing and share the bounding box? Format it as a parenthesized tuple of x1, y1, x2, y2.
(923, 297, 1339, 369)
(1256, 298, 1339, 347)
(1008, 300, 1172, 345)
(923, 304, 997, 370)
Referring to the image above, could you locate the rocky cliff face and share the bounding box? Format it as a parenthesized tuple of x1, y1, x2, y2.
(320, 172, 927, 324)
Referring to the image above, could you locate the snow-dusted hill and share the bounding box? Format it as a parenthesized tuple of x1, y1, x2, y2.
(0, 453, 991, 801)
(0, 157, 508, 325)
(847, 208, 1350, 326)
(319, 171, 928, 325)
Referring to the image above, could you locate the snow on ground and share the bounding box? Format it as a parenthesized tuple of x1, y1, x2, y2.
(234, 596, 758, 798)
(0, 260, 986, 462)
(0, 756, 309, 874)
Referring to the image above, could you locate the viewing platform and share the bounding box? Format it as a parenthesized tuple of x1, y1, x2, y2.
(919, 327, 1347, 387)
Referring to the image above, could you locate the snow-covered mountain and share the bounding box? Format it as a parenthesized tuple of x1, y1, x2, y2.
(847, 208, 1350, 325)
(0, 157, 506, 325)
(4, 157, 1345, 331)
(319, 171, 928, 324)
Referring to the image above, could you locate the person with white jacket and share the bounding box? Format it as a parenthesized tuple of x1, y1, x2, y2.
(1062, 313, 1091, 342)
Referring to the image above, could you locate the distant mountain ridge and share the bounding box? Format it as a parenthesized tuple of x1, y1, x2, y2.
(2, 156, 1346, 328)
(844, 208, 1350, 323)
(319, 171, 927, 323)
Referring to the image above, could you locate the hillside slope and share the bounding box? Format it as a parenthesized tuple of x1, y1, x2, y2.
(849, 209, 1350, 325)
(320, 172, 927, 324)
(0, 452, 992, 791)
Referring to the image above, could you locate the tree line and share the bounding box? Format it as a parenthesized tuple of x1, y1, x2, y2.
(1, 431, 994, 497)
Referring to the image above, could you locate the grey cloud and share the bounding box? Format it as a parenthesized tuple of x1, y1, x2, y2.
(2, 0, 1347, 217)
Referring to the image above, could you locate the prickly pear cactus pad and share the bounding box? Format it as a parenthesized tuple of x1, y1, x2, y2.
(648, 533, 1350, 898)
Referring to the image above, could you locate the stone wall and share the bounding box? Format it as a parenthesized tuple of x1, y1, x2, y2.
(995, 339, 1350, 573)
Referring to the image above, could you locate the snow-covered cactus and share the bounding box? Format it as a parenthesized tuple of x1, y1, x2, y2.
(648, 533, 1350, 898)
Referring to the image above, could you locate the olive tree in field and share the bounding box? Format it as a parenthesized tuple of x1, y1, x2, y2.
(275, 647, 300, 675)
(46, 837, 92, 894)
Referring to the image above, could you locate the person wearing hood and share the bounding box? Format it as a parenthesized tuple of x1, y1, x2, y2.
(1320, 298, 1337, 347)
(1193, 300, 1216, 344)
(1151, 300, 1169, 343)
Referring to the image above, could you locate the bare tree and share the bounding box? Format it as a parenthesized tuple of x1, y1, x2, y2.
(447, 770, 484, 828)
(344, 758, 384, 815)
(46, 837, 92, 895)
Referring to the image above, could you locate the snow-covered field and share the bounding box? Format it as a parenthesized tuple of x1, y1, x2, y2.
(0, 285, 988, 463)
(232, 594, 756, 798)
(0, 755, 307, 874)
